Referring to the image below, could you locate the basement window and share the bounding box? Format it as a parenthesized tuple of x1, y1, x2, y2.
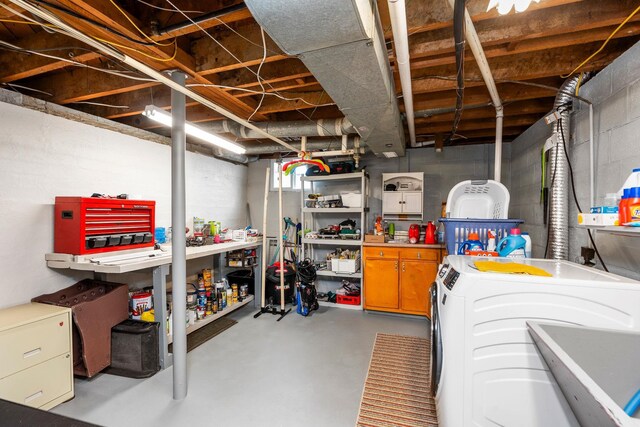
(271, 160, 309, 191)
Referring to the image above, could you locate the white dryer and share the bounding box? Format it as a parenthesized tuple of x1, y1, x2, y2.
(430, 255, 640, 427)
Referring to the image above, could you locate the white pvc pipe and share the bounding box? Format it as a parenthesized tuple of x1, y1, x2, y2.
(278, 164, 285, 311)
(388, 0, 416, 147)
(9, 0, 298, 153)
(261, 167, 270, 308)
(589, 103, 595, 208)
(446, 0, 503, 181)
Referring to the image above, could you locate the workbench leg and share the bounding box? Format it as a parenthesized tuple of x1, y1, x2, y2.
(217, 253, 224, 281)
(254, 245, 262, 308)
(153, 264, 171, 370)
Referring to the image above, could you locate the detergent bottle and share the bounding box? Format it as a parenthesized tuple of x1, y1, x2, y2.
(457, 232, 484, 255)
(619, 188, 631, 225)
(497, 228, 527, 258)
(627, 187, 640, 224)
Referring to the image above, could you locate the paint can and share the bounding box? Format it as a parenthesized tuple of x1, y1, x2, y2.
(186, 284, 198, 309)
(239, 284, 248, 298)
(131, 292, 153, 315)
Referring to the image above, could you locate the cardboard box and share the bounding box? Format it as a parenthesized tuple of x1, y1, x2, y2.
(364, 234, 385, 243)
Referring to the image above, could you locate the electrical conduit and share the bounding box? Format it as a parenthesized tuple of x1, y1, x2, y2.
(445, 0, 504, 182)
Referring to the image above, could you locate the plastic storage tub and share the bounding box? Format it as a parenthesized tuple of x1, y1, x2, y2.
(33, 279, 129, 377)
(105, 319, 159, 379)
(226, 269, 255, 296)
(439, 218, 524, 255)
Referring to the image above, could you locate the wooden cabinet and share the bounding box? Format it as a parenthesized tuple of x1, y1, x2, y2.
(363, 246, 441, 317)
(382, 172, 424, 220)
(0, 303, 74, 410)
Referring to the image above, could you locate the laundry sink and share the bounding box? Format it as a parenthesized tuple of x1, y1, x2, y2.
(528, 322, 640, 427)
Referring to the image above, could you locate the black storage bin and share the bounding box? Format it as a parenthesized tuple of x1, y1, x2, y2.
(265, 264, 296, 305)
(104, 319, 160, 378)
(226, 269, 255, 295)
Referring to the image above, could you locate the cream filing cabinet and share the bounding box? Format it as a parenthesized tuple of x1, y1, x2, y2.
(0, 303, 74, 410)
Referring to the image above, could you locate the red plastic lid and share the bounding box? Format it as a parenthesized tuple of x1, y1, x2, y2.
(510, 228, 521, 235)
(468, 232, 480, 240)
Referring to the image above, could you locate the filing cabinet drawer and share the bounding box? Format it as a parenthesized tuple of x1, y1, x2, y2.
(0, 312, 70, 379)
(0, 352, 73, 409)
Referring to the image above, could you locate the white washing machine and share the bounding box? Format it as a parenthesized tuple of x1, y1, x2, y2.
(430, 255, 640, 427)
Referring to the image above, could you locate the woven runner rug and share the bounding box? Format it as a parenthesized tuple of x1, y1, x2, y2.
(356, 333, 438, 427)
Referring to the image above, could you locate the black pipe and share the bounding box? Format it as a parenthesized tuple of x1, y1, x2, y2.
(447, 0, 467, 143)
(158, 2, 246, 36)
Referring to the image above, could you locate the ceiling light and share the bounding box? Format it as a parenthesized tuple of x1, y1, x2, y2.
(382, 152, 398, 158)
(143, 106, 246, 155)
(487, 0, 540, 15)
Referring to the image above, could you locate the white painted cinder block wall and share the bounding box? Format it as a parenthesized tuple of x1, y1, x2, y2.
(510, 41, 640, 279)
(247, 145, 512, 238)
(0, 100, 248, 309)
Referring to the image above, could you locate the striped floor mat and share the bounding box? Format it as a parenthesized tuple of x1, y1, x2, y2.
(356, 333, 438, 427)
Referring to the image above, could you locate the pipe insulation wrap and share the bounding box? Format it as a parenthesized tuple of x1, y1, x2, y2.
(548, 75, 584, 260)
(202, 118, 356, 139)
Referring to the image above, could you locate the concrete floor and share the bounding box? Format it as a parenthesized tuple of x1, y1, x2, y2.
(53, 305, 429, 427)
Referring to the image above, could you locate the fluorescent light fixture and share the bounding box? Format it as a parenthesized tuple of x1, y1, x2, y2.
(382, 151, 398, 158)
(143, 105, 246, 155)
(487, 0, 540, 15)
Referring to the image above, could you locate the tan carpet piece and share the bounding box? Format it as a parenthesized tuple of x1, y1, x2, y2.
(356, 333, 438, 427)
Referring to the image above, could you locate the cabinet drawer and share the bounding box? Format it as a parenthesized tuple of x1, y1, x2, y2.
(0, 312, 71, 379)
(399, 248, 439, 261)
(363, 247, 400, 259)
(0, 352, 73, 409)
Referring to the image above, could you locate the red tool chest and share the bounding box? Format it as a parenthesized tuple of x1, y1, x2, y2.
(54, 197, 156, 255)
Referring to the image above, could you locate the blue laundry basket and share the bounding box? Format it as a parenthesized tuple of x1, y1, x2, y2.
(439, 218, 524, 255)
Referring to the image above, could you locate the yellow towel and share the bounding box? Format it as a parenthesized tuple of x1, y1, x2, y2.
(474, 261, 552, 277)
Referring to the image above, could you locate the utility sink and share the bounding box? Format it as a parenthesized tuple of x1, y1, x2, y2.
(528, 322, 640, 427)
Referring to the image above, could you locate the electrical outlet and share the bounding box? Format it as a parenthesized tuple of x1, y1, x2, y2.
(581, 246, 595, 267)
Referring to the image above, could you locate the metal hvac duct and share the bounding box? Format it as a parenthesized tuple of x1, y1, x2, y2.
(242, 137, 362, 155)
(202, 118, 356, 139)
(244, 0, 406, 156)
(548, 75, 589, 260)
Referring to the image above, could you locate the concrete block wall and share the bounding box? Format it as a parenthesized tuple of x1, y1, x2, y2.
(247, 144, 512, 241)
(0, 99, 248, 309)
(510, 41, 640, 279)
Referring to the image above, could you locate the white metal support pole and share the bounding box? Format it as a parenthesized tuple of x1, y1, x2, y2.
(170, 71, 188, 400)
(261, 167, 270, 308)
(278, 163, 285, 311)
(494, 106, 504, 182)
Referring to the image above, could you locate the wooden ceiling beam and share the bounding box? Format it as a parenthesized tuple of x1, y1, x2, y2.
(153, 4, 253, 41)
(401, 0, 583, 38)
(412, 83, 558, 111)
(0, 30, 100, 82)
(409, 23, 640, 70)
(416, 113, 543, 133)
(215, 58, 311, 90)
(50, 0, 264, 119)
(192, 21, 288, 76)
(409, 0, 640, 62)
(410, 39, 634, 95)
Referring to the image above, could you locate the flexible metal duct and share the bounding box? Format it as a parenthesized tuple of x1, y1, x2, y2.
(244, 0, 405, 156)
(202, 118, 356, 139)
(548, 75, 585, 260)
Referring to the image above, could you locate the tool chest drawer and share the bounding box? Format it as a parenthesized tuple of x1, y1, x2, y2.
(0, 303, 74, 410)
(54, 196, 156, 255)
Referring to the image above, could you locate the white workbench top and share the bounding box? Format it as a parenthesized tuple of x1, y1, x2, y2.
(45, 240, 261, 274)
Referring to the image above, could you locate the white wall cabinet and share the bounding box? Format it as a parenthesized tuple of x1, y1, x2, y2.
(0, 303, 74, 410)
(382, 172, 424, 220)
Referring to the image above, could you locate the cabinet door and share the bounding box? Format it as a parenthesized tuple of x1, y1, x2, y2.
(402, 192, 423, 214)
(364, 258, 399, 309)
(383, 192, 403, 214)
(400, 260, 437, 315)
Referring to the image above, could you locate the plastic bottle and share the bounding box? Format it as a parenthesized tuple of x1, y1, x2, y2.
(521, 232, 532, 258)
(458, 232, 484, 255)
(620, 188, 631, 225)
(627, 187, 640, 224)
(425, 221, 436, 244)
(618, 168, 640, 198)
(497, 228, 527, 258)
(486, 230, 497, 251)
